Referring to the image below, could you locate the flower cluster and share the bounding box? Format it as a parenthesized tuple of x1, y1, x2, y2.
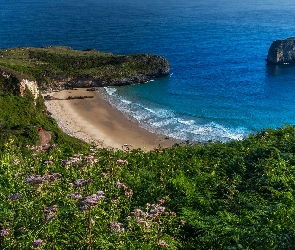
(68, 192, 83, 200)
(7, 192, 22, 201)
(62, 154, 83, 166)
(109, 221, 125, 233)
(158, 239, 170, 248)
(117, 158, 128, 164)
(74, 178, 93, 187)
(0, 228, 10, 237)
(80, 191, 105, 211)
(24, 175, 43, 185)
(44, 205, 58, 221)
(115, 181, 127, 189)
(25, 173, 62, 185)
(43, 173, 62, 182)
(43, 160, 54, 165)
(32, 239, 44, 249)
(114, 181, 133, 197)
(129, 199, 173, 228)
(84, 155, 99, 164)
(26, 145, 43, 152)
(13, 172, 24, 178)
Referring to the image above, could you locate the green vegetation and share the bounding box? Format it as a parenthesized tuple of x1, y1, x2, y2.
(0, 89, 87, 154)
(1, 125, 295, 249)
(0, 46, 169, 89)
(1, 46, 295, 249)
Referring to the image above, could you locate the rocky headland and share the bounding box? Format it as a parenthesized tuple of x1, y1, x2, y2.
(267, 37, 295, 64)
(0, 46, 170, 94)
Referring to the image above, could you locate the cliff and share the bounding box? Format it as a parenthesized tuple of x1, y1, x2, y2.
(267, 37, 295, 64)
(0, 46, 170, 92)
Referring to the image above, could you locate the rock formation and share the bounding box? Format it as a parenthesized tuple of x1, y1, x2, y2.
(267, 37, 295, 64)
(19, 79, 39, 100)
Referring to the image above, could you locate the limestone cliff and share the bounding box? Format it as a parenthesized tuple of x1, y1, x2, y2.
(267, 37, 295, 64)
(19, 79, 39, 100)
(0, 68, 39, 101)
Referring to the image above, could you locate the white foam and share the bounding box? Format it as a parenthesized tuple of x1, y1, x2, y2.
(121, 99, 132, 104)
(104, 87, 117, 96)
(99, 86, 247, 143)
(177, 118, 195, 125)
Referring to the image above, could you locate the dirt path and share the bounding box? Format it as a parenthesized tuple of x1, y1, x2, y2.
(38, 129, 51, 150)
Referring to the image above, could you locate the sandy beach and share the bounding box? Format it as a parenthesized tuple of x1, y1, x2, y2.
(44, 88, 181, 151)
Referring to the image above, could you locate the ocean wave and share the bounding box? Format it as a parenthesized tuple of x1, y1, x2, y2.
(104, 87, 117, 96)
(97, 87, 247, 143)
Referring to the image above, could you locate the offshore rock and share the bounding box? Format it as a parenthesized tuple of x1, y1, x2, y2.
(267, 37, 295, 64)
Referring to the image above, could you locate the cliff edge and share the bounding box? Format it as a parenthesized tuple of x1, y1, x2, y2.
(267, 37, 295, 64)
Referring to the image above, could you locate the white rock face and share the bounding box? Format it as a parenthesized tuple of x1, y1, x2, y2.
(19, 79, 39, 100)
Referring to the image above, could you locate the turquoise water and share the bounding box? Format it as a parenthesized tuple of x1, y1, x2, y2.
(2, 0, 295, 142)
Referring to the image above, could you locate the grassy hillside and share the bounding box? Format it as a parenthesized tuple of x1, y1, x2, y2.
(0, 46, 169, 89)
(1, 125, 295, 249)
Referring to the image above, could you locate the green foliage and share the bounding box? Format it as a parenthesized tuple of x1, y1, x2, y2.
(0, 93, 87, 153)
(1, 125, 295, 249)
(0, 47, 168, 85)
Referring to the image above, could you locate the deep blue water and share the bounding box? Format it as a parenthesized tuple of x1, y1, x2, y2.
(2, 0, 295, 142)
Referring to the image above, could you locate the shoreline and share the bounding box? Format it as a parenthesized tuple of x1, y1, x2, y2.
(44, 88, 182, 151)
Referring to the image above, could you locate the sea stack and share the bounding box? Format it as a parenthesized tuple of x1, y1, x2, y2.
(267, 37, 295, 64)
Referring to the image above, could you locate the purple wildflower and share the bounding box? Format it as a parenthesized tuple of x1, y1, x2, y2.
(150, 206, 166, 215)
(44, 213, 57, 221)
(44, 205, 58, 221)
(45, 205, 58, 213)
(13, 172, 24, 178)
(80, 192, 105, 211)
(7, 192, 21, 201)
(74, 153, 84, 157)
(131, 209, 147, 217)
(32, 239, 44, 249)
(74, 179, 91, 187)
(0, 228, 10, 237)
(84, 155, 98, 164)
(42, 173, 62, 182)
(44, 160, 54, 165)
(25, 175, 43, 185)
(109, 221, 125, 233)
(180, 220, 186, 225)
(125, 189, 133, 197)
(114, 181, 127, 190)
(68, 192, 83, 200)
(117, 159, 128, 164)
(158, 240, 170, 248)
(158, 198, 165, 204)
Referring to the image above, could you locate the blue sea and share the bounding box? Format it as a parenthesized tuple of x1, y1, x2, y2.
(2, 0, 295, 142)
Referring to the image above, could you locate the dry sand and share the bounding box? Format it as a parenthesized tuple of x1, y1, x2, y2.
(44, 88, 181, 151)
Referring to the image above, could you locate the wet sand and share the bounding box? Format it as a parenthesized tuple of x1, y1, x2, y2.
(44, 88, 181, 151)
